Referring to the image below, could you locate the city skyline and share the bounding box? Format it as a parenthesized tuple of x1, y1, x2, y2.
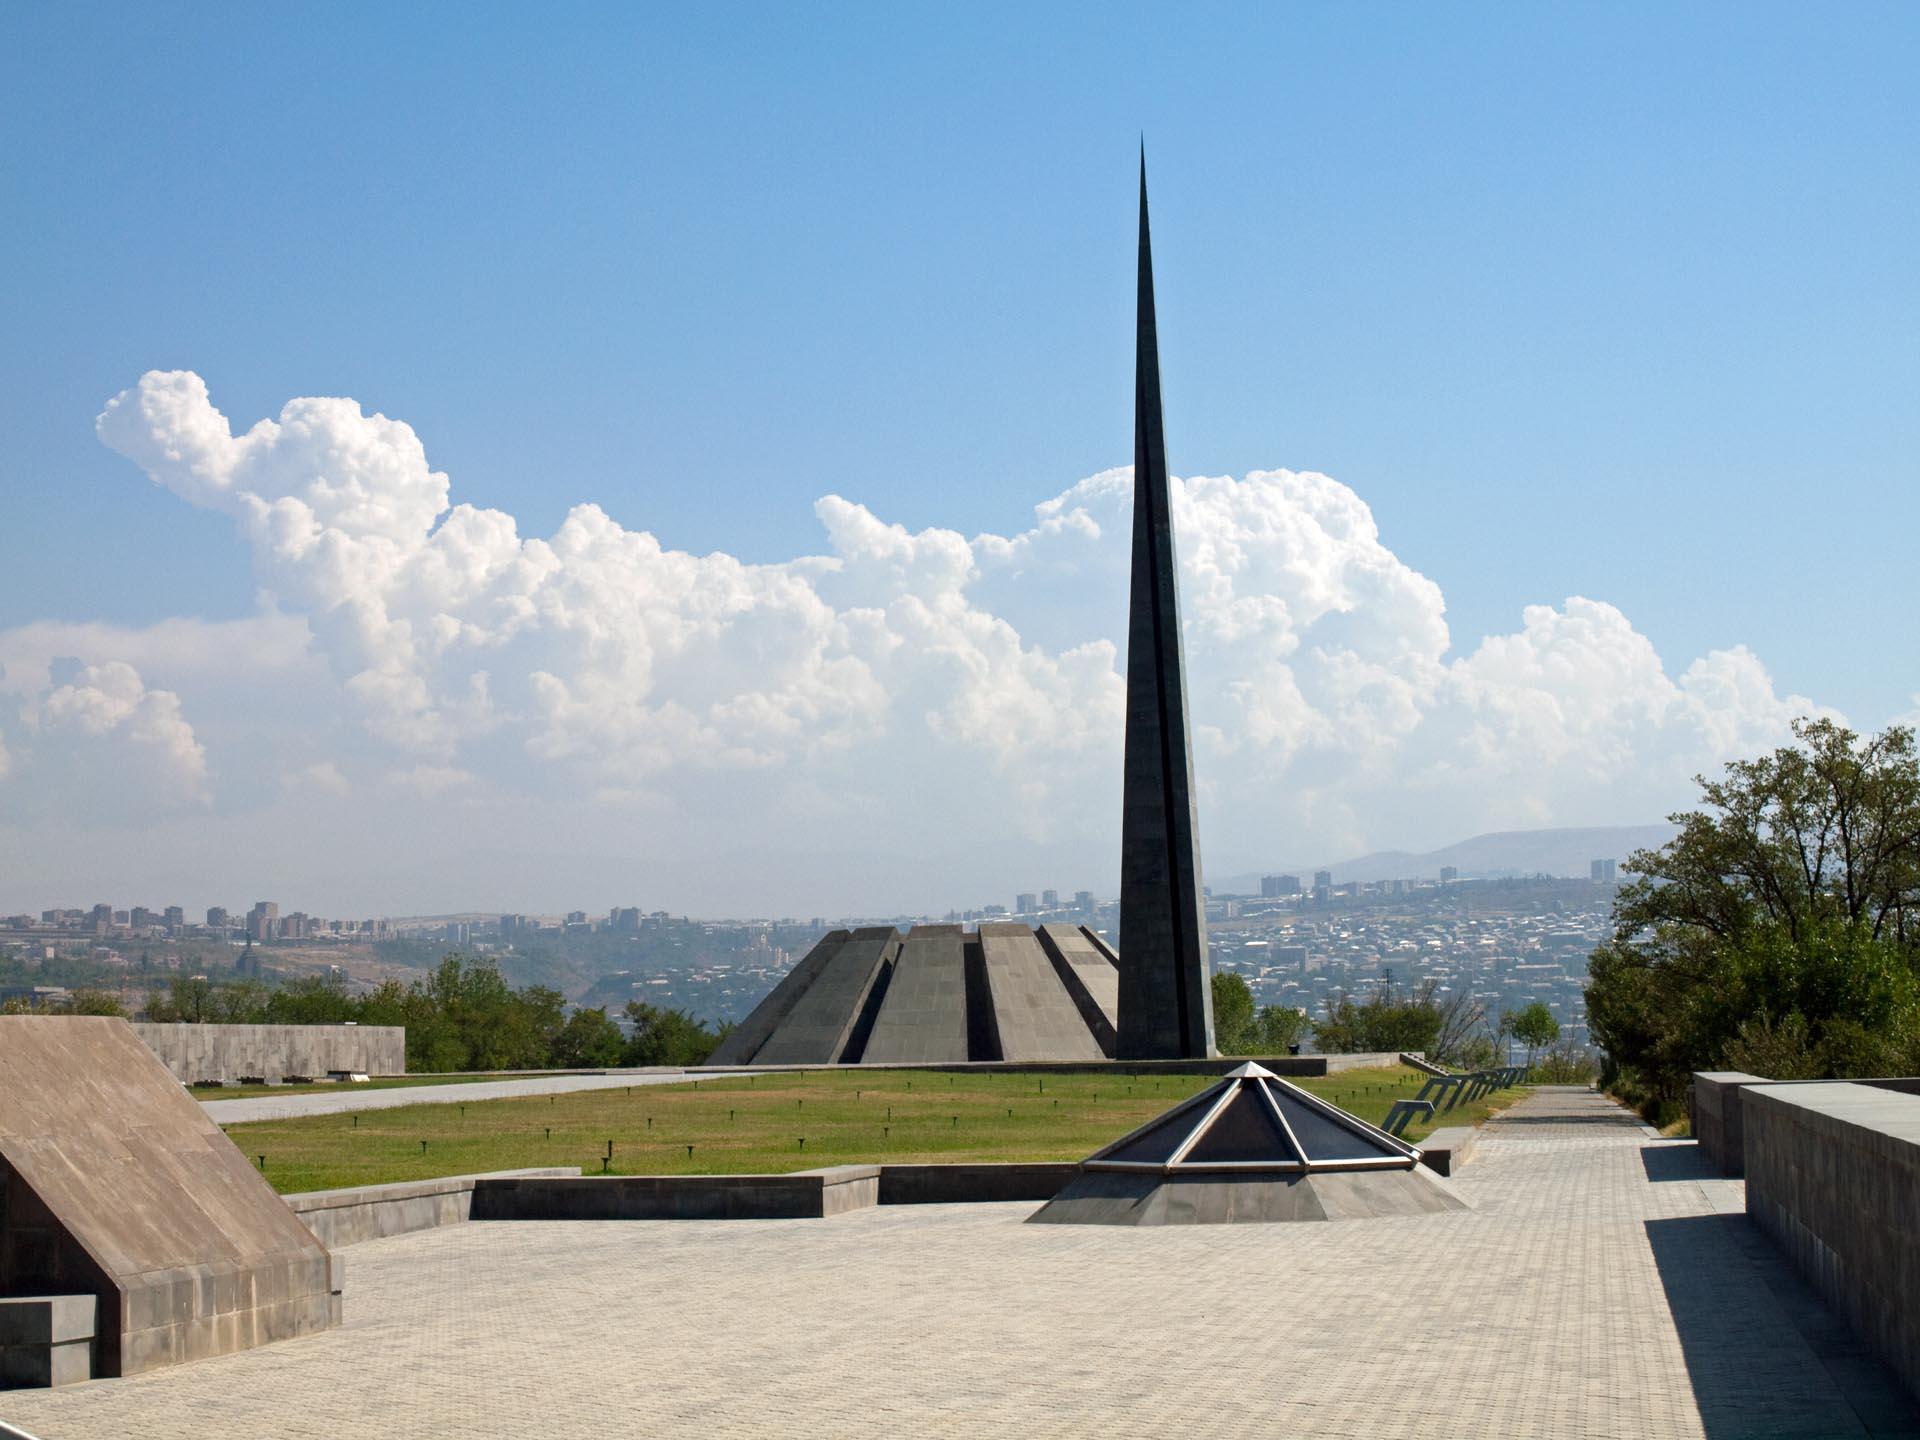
(4, 7, 1916, 916)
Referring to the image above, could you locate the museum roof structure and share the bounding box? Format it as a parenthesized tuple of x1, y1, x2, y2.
(1029, 1061, 1466, 1226)
(1082, 1061, 1419, 1174)
(708, 922, 1120, 1065)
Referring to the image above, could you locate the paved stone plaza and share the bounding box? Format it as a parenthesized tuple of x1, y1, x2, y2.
(7, 1089, 1917, 1438)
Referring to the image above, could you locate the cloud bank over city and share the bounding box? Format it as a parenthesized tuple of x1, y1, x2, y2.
(0, 372, 1828, 914)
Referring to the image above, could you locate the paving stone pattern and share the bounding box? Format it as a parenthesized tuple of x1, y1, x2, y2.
(7, 1089, 1916, 1438)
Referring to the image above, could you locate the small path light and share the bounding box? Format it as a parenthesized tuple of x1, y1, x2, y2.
(545, 1127, 551, 1139)
(798, 1137, 806, 1151)
(256, 1154, 265, 1170)
(686, 1144, 694, 1159)
(729, 1109, 736, 1122)
(951, 1115, 958, 1127)
(647, 1116, 653, 1129)
(601, 1157, 610, 1173)
(460, 1105, 466, 1117)
(352, 1115, 358, 1128)
(883, 1126, 890, 1139)
(1007, 1108, 1013, 1119)
(419, 1140, 427, 1154)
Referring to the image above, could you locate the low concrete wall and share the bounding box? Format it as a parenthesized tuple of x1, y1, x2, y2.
(471, 1166, 882, 1221)
(1690, 1072, 1920, 1175)
(132, 1024, 406, 1086)
(877, 1163, 1079, 1205)
(1744, 1082, 1920, 1402)
(286, 1168, 581, 1248)
(1416, 1127, 1478, 1177)
(1691, 1070, 1767, 1175)
(446, 1162, 1082, 1221)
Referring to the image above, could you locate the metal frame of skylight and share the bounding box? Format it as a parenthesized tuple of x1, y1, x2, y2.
(1082, 1068, 1422, 1175)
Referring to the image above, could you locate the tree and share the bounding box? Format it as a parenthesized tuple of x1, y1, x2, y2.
(264, 974, 356, 1025)
(1210, 972, 1257, 1054)
(551, 1007, 625, 1068)
(1587, 719, 1920, 1112)
(1504, 1001, 1560, 1066)
(1249, 1003, 1309, 1055)
(1313, 977, 1444, 1055)
(621, 1003, 724, 1067)
(1430, 988, 1497, 1069)
(68, 989, 127, 1017)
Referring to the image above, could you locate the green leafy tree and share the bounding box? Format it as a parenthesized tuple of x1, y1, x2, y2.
(1210, 972, 1257, 1054)
(145, 975, 215, 1023)
(264, 974, 357, 1025)
(1313, 977, 1444, 1055)
(551, 1006, 626, 1068)
(621, 1002, 724, 1066)
(68, 989, 127, 1017)
(1249, 1003, 1310, 1054)
(1503, 1001, 1560, 1066)
(1587, 719, 1920, 1111)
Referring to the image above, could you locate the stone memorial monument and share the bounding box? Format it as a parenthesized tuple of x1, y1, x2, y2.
(0, 1017, 340, 1385)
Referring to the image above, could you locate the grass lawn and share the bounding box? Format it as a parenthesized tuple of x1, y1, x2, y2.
(232, 1064, 1532, 1195)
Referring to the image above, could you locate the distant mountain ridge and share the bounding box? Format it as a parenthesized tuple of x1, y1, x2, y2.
(1216, 824, 1677, 893)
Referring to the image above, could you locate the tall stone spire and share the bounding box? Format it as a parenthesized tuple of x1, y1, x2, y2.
(1118, 151, 1215, 1060)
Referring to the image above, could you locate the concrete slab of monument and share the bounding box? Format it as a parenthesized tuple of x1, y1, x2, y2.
(0, 1016, 339, 1383)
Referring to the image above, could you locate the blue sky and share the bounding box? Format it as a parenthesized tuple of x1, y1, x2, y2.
(1, 5, 1916, 913)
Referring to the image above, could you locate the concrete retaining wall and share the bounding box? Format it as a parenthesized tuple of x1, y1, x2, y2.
(288, 1161, 1086, 1230)
(876, 1163, 1079, 1205)
(471, 1166, 882, 1221)
(1691, 1070, 1767, 1175)
(1415, 1127, 1478, 1177)
(286, 1168, 581, 1248)
(1691, 1072, 1920, 1175)
(132, 1024, 406, 1086)
(1744, 1082, 1920, 1401)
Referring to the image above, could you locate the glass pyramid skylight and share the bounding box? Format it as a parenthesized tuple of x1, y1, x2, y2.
(1084, 1062, 1420, 1174)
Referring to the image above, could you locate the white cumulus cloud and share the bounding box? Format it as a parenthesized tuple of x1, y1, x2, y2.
(40, 368, 1830, 908)
(24, 659, 208, 803)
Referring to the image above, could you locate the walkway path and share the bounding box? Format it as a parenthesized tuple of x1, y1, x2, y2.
(199, 1069, 735, 1123)
(10, 1087, 1917, 1438)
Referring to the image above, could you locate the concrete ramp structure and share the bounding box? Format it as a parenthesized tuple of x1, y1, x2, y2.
(0, 1017, 339, 1383)
(710, 923, 1120, 1065)
(1030, 1061, 1466, 1225)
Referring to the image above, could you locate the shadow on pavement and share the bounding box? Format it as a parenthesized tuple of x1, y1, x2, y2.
(1480, 1112, 1638, 1126)
(1645, 1215, 1920, 1438)
(1641, 1142, 1718, 1183)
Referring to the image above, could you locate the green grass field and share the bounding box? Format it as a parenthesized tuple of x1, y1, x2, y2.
(229, 1064, 1530, 1195)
